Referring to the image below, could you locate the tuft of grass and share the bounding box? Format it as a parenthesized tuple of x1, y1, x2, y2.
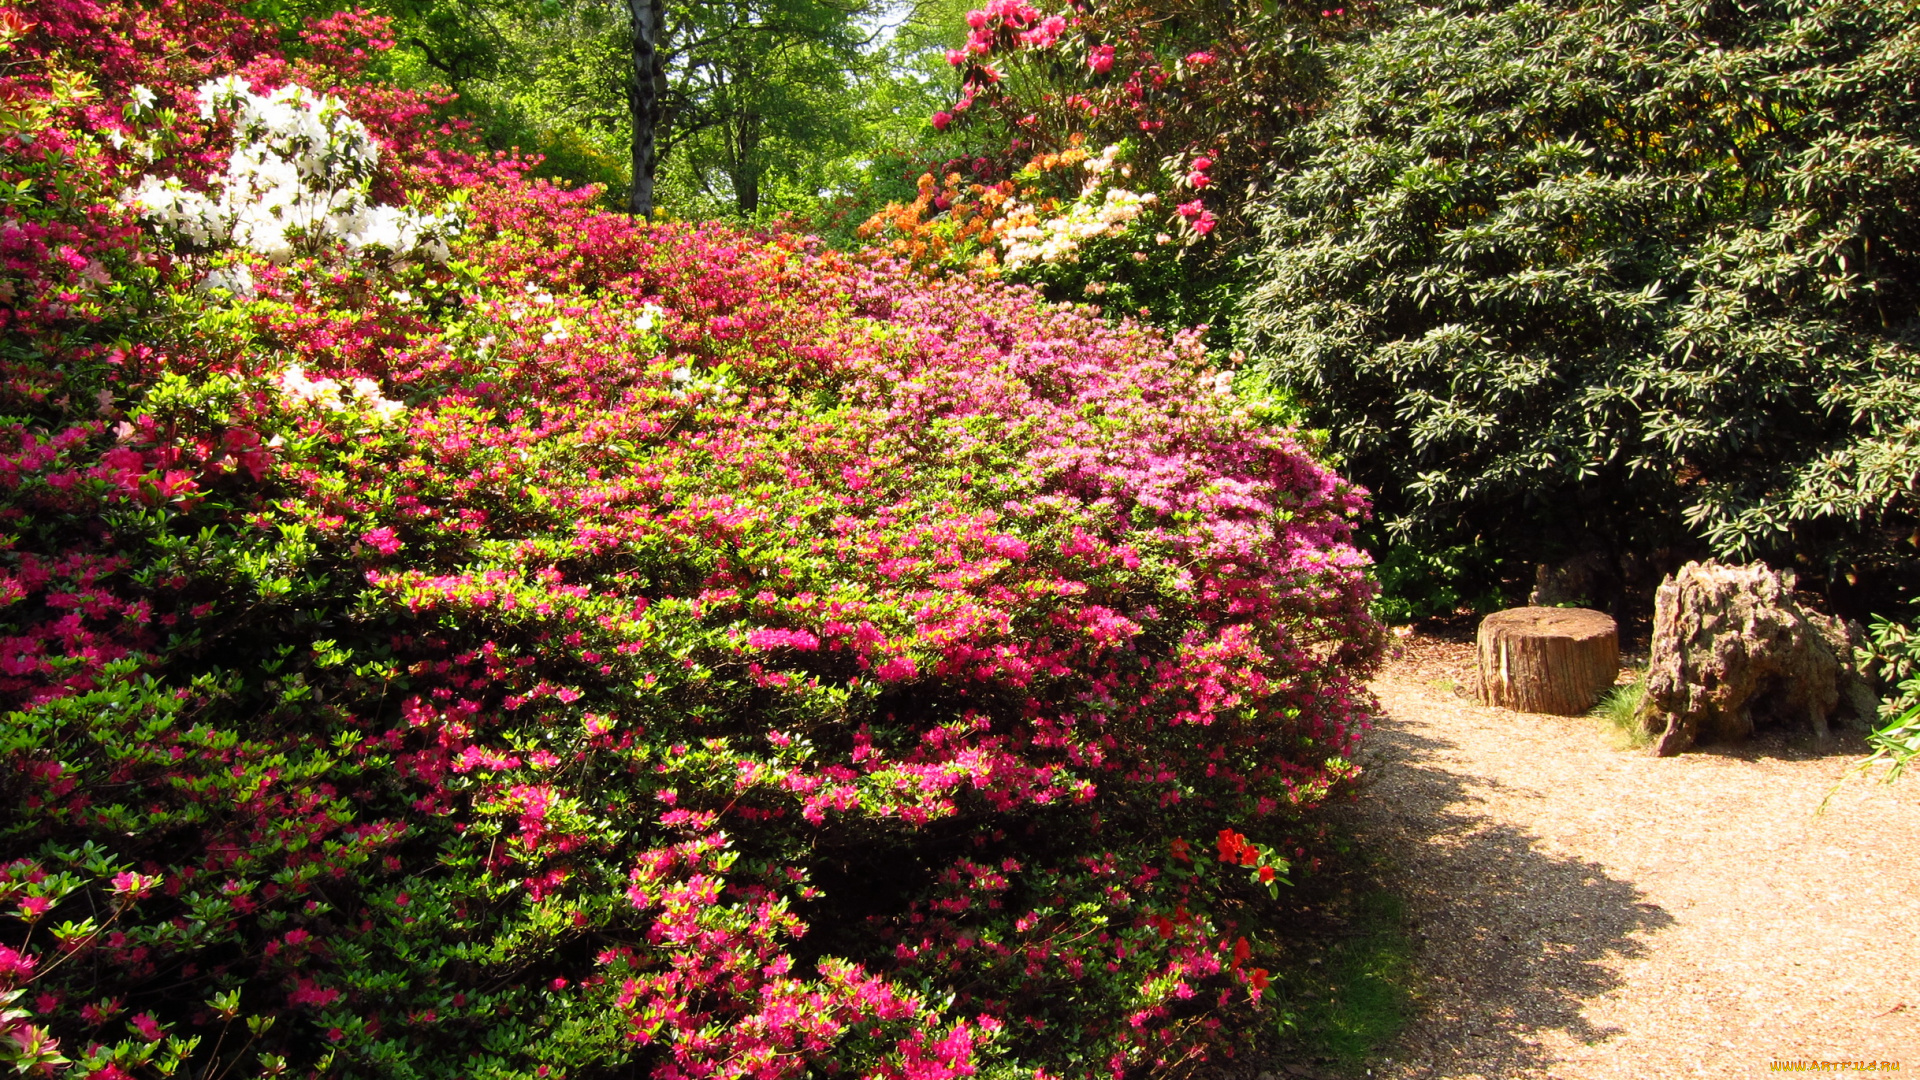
(1271, 888, 1414, 1070)
(1309, 890, 1413, 1062)
(1591, 677, 1650, 749)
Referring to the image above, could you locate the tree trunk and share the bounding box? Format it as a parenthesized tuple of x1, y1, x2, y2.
(626, 0, 663, 218)
(1476, 606, 1618, 715)
(732, 109, 761, 216)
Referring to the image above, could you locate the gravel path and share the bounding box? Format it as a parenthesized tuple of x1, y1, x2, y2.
(1350, 635, 1920, 1079)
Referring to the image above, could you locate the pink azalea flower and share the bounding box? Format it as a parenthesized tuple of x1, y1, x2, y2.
(0, 944, 35, 984)
(361, 526, 402, 554)
(109, 871, 157, 901)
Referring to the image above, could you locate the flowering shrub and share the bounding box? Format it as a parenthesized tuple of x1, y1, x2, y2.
(877, 0, 1380, 340)
(860, 142, 1160, 277)
(127, 77, 461, 267)
(858, 167, 1013, 275)
(857, 143, 1231, 335)
(993, 145, 1154, 272)
(0, 3, 1383, 1079)
(931, 0, 1378, 252)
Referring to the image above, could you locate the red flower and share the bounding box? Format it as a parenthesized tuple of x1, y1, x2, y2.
(288, 978, 341, 1008)
(1215, 830, 1236, 861)
(110, 871, 158, 900)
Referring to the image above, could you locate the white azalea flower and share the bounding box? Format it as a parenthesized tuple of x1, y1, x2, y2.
(197, 264, 255, 299)
(125, 76, 460, 265)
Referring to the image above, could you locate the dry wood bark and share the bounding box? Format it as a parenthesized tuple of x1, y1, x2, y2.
(1637, 561, 1877, 756)
(1477, 606, 1619, 715)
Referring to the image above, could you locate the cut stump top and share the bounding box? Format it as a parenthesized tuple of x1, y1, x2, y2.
(1478, 606, 1617, 641)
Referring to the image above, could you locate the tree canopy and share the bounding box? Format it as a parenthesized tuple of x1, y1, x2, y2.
(252, 0, 896, 216)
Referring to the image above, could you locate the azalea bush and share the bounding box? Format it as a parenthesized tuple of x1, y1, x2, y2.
(858, 141, 1156, 273)
(0, 3, 1384, 1078)
(856, 141, 1240, 339)
(933, 0, 1372, 249)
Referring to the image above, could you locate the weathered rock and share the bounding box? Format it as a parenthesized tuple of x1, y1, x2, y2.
(1477, 606, 1619, 714)
(1528, 552, 1610, 607)
(1637, 561, 1875, 755)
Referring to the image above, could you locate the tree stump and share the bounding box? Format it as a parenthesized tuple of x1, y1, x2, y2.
(1477, 607, 1619, 715)
(1636, 561, 1878, 756)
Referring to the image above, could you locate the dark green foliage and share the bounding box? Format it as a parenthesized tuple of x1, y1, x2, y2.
(1015, 233, 1243, 349)
(1241, 0, 1920, 606)
(1366, 539, 1508, 624)
(1859, 606, 1920, 721)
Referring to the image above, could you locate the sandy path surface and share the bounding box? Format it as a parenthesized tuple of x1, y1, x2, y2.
(1351, 637, 1920, 1080)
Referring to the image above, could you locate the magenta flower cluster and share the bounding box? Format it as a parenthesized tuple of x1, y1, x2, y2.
(0, 2, 1383, 1078)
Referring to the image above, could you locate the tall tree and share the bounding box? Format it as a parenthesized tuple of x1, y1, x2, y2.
(655, 0, 872, 216)
(264, 0, 877, 216)
(628, 0, 665, 216)
(670, 7, 865, 216)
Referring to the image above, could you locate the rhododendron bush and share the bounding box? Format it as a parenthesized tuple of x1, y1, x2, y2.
(930, 0, 1376, 246)
(0, 3, 1382, 1078)
(856, 0, 1381, 333)
(856, 143, 1240, 342)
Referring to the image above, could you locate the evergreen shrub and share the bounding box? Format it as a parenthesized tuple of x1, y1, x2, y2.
(1242, 0, 1920, 606)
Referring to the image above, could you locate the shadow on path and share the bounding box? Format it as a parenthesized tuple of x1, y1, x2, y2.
(1336, 719, 1675, 1078)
